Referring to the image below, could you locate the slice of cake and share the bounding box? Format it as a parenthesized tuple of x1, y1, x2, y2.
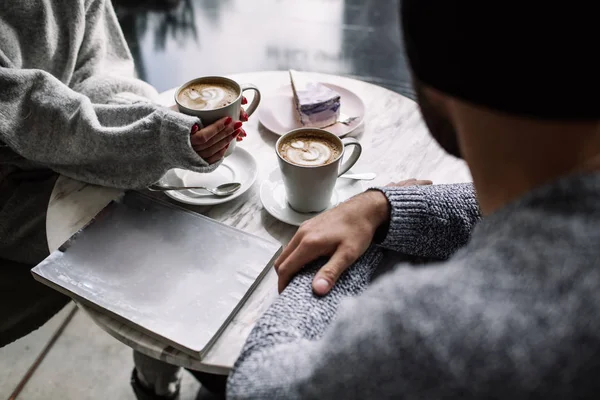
(289, 70, 341, 128)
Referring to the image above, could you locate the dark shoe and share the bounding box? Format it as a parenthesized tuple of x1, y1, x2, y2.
(131, 369, 180, 400)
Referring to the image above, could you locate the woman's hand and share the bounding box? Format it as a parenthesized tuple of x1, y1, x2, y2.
(237, 96, 249, 141)
(191, 117, 241, 164)
(191, 97, 251, 163)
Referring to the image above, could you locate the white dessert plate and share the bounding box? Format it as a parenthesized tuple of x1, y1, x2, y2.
(260, 167, 365, 226)
(159, 147, 257, 206)
(258, 83, 365, 137)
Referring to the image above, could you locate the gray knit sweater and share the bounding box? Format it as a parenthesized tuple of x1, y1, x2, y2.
(0, 0, 218, 190)
(228, 174, 600, 399)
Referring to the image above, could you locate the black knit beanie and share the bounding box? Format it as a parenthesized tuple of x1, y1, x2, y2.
(401, 1, 599, 120)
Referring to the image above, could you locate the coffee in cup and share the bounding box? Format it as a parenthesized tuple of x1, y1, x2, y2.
(175, 76, 261, 157)
(278, 131, 342, 167)
(176, 82, 238, 111)
(276, 129, 362, 213)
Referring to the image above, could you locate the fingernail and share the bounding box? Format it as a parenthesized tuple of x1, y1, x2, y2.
(314, 279, 329, 294)
(191, 123, 199, 134)
(242, 97, 248, 105)
(236, 137, 243, 142)
(233, 121, 243, 129)
(242, 112, 249, 121)
(224, 117, 232, 125)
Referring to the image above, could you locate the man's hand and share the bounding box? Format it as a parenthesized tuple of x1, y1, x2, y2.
(275, 179, 432, 295)
(275, 190, 389, 295)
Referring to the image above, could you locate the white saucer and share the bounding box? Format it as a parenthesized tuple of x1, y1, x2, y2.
(160, 147, 257, 206)
(260, 168, 365, 226)
(258, 83, 365, 137)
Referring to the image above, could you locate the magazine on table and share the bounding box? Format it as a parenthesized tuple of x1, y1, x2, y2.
(32, 191, 281, 359)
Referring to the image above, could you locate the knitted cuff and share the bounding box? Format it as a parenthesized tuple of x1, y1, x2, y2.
(369, 186, 430, 251)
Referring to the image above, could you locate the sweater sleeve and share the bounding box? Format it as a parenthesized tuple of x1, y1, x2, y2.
(372, 183, 481, 259)
(0, 67, 219, 189)
(70, 0, 158, 104)
(227, 247, 384, 399)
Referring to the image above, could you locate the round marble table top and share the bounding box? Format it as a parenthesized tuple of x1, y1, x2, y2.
(46, 71, 470, 374)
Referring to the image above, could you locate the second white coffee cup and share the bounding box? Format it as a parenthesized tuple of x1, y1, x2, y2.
(276, 128, 362, 213)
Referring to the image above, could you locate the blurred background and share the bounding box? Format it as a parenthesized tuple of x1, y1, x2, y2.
(112, 0, 413, 98)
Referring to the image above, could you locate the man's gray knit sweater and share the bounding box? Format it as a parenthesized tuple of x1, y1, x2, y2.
(0, 0, 218, 190)
(227, 173, 600, 399)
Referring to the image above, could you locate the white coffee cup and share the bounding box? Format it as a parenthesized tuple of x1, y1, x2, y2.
(175, 76, 261, 157)
(276, 128, 362, 213)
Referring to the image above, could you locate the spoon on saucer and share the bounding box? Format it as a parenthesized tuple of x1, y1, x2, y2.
(340, 172, 376, 181)
(148, 182, 242, 196)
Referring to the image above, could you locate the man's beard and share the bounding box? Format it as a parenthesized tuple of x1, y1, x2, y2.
(413, 79, 462, 159)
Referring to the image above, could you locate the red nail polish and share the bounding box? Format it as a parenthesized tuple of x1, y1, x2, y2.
(233, 121, 243, 129)
(191, 123, 199, 134)
(224, 117, 232, 125)
(242, 97, 248, 105)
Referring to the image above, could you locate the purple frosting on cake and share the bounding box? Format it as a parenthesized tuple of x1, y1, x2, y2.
(290, 70, 341, 128)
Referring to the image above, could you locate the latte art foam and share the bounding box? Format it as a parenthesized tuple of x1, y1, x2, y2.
(279, 134, 341, 167)
(178, 83, 238, 110)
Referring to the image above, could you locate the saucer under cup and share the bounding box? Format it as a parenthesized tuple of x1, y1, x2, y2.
(260, 168, 365, 226)
(160, 147, 258, 206)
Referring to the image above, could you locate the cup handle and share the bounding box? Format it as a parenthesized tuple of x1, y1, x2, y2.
(240, 84, 262, 118)
(338, 137, 362, 176)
